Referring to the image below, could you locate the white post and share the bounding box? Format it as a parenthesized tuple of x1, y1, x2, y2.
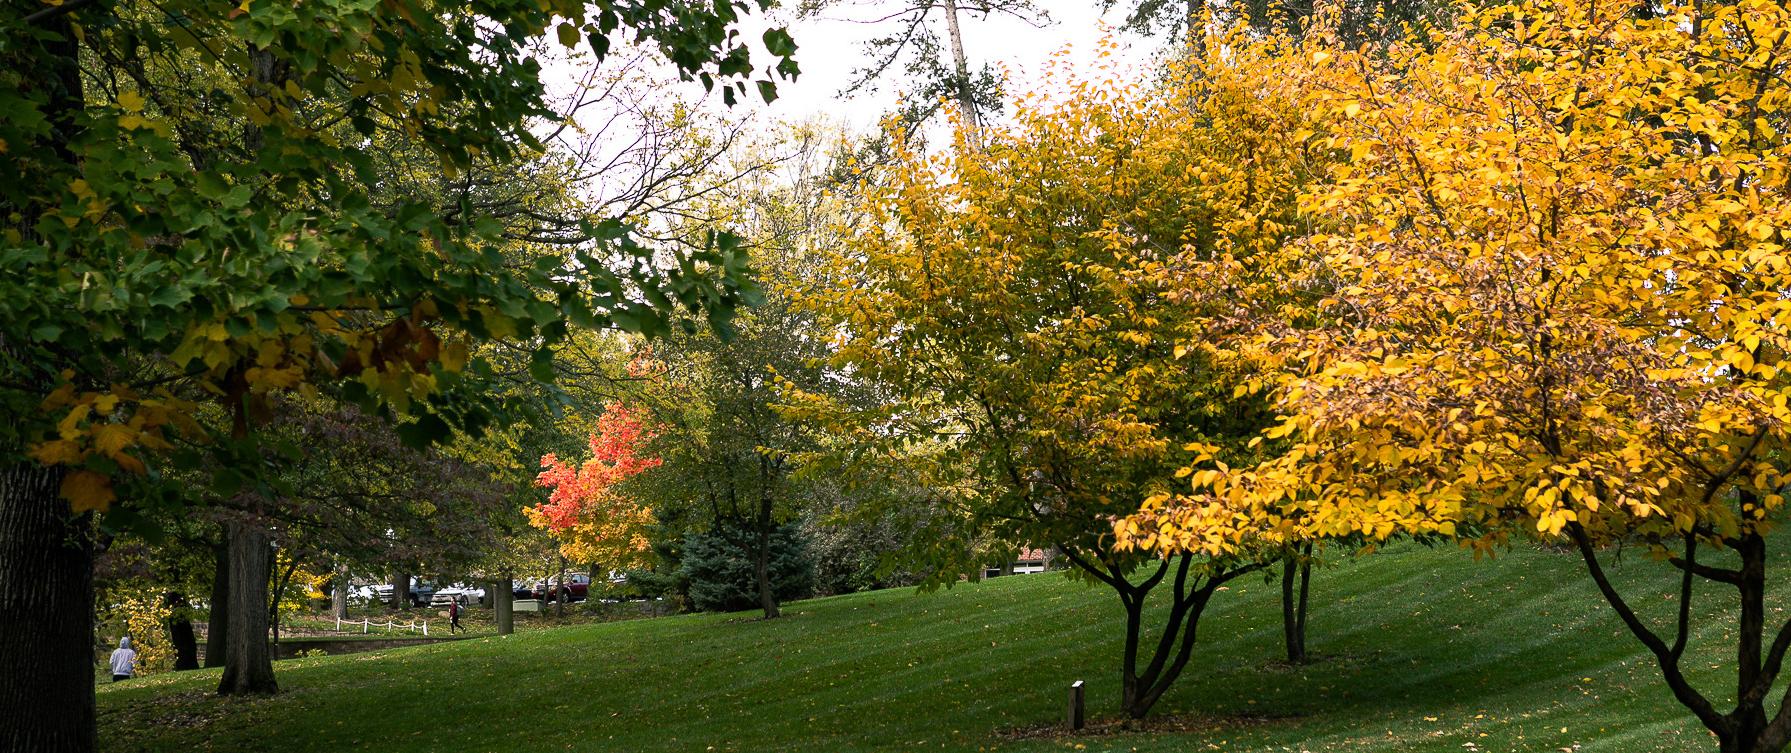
(362, 618, 368, 634)
(423, 620, 428, 637)
(335, 615, 341, 632)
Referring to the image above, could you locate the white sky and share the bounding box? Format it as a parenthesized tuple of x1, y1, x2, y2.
(530, 3, 1166, 216)
(539, 2, 1164, 135)
(744, 2, 1158, 129)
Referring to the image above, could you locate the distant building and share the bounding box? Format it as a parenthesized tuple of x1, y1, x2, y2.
(982, 547, 1054, 578)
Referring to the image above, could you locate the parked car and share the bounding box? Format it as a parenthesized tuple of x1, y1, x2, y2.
(513, 580, 541, 601)
(370, 580, 436, 607)
(430, 583, 485, 607)
(531, 573, 591, 603)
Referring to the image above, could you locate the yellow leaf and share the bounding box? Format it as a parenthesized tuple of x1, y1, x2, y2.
(61, 471, 116, 514)
(92, 424, 138, 457)
(28, 439, 84, 466)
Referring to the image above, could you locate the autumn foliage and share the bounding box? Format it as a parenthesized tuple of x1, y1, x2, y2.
(529, 403, 663, 568)
(1110, 0, 1791, 749)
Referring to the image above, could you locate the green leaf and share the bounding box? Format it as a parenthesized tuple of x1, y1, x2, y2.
(762, 28, 797, 57)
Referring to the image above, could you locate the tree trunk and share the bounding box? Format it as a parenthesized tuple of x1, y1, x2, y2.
(939, 0, 978, 131)
(216, 519, 277, 695)
(268, 557, 298, 647)
(754, 491, 780, 619)
(205, 539, 230, 668)
(1060, 549, 1256, 720)
(1733, 532, 1769, 751)
(555, 556, 566, 618)
(391, 571, 410, 609)
(495, 575, 514, 635)
(1185, 0, 1204, 53)
(166, 592, 200, 671)
(1296, 551, 1312, 653)
(1, 462, 94, 753)
(1281, 543, 1313, 664)
(332, 563, 349, 620)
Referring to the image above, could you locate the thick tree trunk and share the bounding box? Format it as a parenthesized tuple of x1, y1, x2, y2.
(1732, 533, 1770, 752)
(495, 576, 514, 635)
(205, 540, 230, 668)
(391, 571, 410, 609)
(217, 519, 277, 695)
(2, 11, 97, 749)
(0, 462, 94, 753)
(166, 592, 200, 671)
(332, 563, 349, 620)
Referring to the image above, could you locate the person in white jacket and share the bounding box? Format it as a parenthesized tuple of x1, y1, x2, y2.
(108, 637, 137, 682)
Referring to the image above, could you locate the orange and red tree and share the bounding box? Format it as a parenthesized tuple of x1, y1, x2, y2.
(528, 403, 664, 571)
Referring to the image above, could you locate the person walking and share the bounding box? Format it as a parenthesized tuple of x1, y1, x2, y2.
(448, 599, 464, 634)
(108, 637, 137, 682)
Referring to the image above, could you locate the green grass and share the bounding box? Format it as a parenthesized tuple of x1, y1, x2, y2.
(100, 542, 1754, 753)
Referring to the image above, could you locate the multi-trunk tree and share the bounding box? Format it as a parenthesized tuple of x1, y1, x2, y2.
(1119, 1, 1791, 750)
(795, 35, 1325, 718)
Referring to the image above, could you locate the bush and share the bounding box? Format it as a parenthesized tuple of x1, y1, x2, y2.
(803, 510, 923, 596)
(680, 522, 813, 613)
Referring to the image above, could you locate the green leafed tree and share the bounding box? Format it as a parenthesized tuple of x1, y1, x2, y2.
(0, 0, 797, 748)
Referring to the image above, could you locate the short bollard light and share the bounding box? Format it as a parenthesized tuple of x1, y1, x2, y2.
(1067, 680, 1085, 731)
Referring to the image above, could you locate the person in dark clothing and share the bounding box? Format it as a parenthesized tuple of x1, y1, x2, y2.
(448, 599, 465, 634)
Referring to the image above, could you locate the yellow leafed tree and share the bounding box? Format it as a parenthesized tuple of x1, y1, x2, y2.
(797, 32, 1331, 718)
(1120, 1, 1791, 750)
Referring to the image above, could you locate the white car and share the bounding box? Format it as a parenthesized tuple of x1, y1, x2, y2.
(430, 583, 486, 607)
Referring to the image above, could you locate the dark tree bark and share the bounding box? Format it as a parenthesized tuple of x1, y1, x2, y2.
(165, 592, 200, 671)
(204, 540, 230, 668)
(1570, 515, 1791, 753)
(495, 575, 514, 635)
(268, 556, 299, 647)
(1281, 542, 1313, 664)
(753, 482, 780, 619)
(216, 519, 277, 695)
(1, 462, 94, 753)
(391, 571, 410, 609)
(1, 8, 96, 751)
(749, 454, 783, 620)
(555, 556, 567, 617)
(1060, 546, 1261, 719)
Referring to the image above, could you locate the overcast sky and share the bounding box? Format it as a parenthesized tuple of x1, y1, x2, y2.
(744, 2, 1159, 129)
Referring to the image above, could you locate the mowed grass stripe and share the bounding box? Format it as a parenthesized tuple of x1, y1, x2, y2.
(98, 541, 1777, 753)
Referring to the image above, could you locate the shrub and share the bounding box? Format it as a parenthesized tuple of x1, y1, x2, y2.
(679, 522, 813, 613)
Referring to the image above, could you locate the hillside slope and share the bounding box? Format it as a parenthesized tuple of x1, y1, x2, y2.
(99, 543, 1737, 752)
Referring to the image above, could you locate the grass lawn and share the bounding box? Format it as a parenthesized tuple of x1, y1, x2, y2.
(99, 542, 1751, 752)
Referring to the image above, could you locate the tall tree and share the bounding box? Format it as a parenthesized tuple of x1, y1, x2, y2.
(802, 0, 1046, 129)
(2, 0, 795, 745)
(794, 38, 1322, 718)
(1122, 1, 1791, 750)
